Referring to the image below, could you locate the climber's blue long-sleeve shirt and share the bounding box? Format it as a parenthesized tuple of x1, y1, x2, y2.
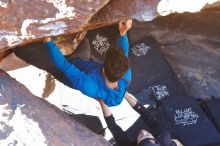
(44, 34, 131, 107)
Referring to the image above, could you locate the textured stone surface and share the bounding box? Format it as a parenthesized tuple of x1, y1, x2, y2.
(0, 53, 28, 71)
(0, 69, 110, 146)
(150, 9, 220, 99)
(159, 36, 220, 99)
(153, 9, 220, 40)
(87, 0, 160, 29)
(53, 31, 87, 55)
(0, 0, 110, 50)
(202, 1, 220, 10)
(87, 0, 220, 30)
(0, 49, 12, 62)
(42, 73, 55, 98)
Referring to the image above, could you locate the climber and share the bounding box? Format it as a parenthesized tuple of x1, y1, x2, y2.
(43, 19, 132, 107)
(99, 94, 183, 146)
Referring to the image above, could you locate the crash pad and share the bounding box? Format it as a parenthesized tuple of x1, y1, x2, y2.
(199, 98, 220, 132)
(86, 25, 220, 146)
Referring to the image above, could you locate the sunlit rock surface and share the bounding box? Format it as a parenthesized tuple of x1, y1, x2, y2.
(53, 31, 87, 56)
(0, 69, 110, 146)
(0, 0, 110, 49)
(87, 0, 160, 29)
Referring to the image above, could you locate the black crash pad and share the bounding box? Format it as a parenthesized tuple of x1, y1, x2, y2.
(199, 98, 220, 132)
(128, 38, 220, 146)
(158, 97, 220, 146)
(85, 25, 220, 146)
(86, 24, 119, 63)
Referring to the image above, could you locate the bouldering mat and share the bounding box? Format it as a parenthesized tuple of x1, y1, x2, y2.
(158, 96, 220, 146)
(86, 24, 119, 63)
(85, 25, 220, 146)
(199, 98, 220, 132)
(128, 38, 220, 146)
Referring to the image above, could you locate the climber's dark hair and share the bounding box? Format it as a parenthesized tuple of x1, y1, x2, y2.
(103, 48, 129, 82)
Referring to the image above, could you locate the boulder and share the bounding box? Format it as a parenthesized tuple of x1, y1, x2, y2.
(0, 53, 28, 71)
(150, 9, 220, 98)
(0, 0, 110, 50)
(0, 69, 110, 146)
(0, 0, 162, 61)
(153, 9, 220, 40)
(87, 0, 160, 29)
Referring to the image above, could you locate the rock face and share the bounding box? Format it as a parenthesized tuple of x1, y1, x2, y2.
(0, 70, 110, 146)
(0, 53, 28, 71)
(1, 0, 220, 56)
(53, 31, 87, 55)
(0, 49, 12, 62)
(0, 0, 162, 60)
(150, 9, 220, 98)
(153, 10, 220, 40)
(87, 0, 160, 29)
(0, 0, 110, 50)
(160, 37, 220, 99)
